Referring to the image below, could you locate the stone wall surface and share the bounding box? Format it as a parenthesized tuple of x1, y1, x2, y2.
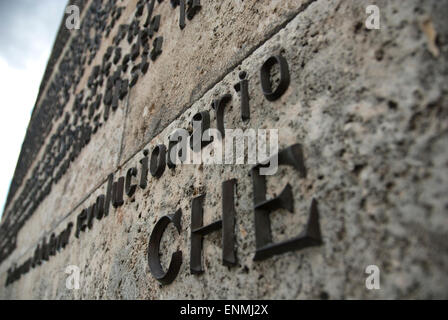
(0, 0, 447, 299)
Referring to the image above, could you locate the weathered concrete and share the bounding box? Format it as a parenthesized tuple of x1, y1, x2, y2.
(0, 0, 447, 299)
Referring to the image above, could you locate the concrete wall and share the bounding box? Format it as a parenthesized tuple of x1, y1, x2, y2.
(0, 0, 447, 299)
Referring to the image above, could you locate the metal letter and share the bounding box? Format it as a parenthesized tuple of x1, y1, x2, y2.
(150, 145, 167, 178)
(112, 177, 125, 208)
(234, 71, 250, 121)
(260, 55, 290, 101)
(95, 195, 105, 220)
(179, 0, 186, 29)
(125, 167, 138, 197)
(75, 209, 88, 238)
(190, 186, 237, 274)
(251, 144, 321, 261)
(189, 111, 212, 150)
(139, 150, 149, 189)
(147, 209, 183, 285)
(212, 94, 232, 138)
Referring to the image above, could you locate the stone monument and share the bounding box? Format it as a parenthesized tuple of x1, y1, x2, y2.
(0, 0, 447, 299)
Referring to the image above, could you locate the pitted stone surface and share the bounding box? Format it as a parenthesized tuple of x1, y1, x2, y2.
(0, 0, 447, 299)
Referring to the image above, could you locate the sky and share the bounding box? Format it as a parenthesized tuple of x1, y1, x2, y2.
(0, 0, 68, 219)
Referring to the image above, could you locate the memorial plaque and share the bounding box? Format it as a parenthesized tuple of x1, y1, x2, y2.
(0, 0, 447, 301)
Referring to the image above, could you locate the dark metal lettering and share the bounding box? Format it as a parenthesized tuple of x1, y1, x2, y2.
(76, 209, 88, 238)
(190, 194, 222, 274)
(147, 209, 183, 285)
(41, 237, 50, 261)
(179, 0, 186, 29)
(234, 71, 250, 121)
(186, 0, 201, 20)
(33, 244, 41, 267)
(104, 174, 114, 217)
(251, 144, 321, 261)
(190, 187, 237, 274)
(56, 230, 64, 252)
(87, 204, 96, 229)
(150, 36, 163, 61)
(144, 0, 156, 28)
(125, 167, 138, 197)
(150, 145, 167, 178)
(139, 150, 149, 189)
(189, 111, 211, 150)
(212, 94, 232, 137)
(222, 179, 238, 266)
(60, 222, 73, 249)
(148, 15, 161, 38)
(112, 177, 125, 208)
(49, 233, 57, 256)
(95, 195, 105, 220)
(260, 55, 290, 101)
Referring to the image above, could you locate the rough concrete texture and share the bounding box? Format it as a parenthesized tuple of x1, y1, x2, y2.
(120, 0, 314, 162)
(1, 0, 447, 299)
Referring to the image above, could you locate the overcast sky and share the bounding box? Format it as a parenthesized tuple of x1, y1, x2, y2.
(0, 0, 68, 219)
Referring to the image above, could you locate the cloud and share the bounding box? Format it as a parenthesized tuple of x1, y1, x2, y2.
(0, 0, 67, 218)
(0, 0, 67, 69)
